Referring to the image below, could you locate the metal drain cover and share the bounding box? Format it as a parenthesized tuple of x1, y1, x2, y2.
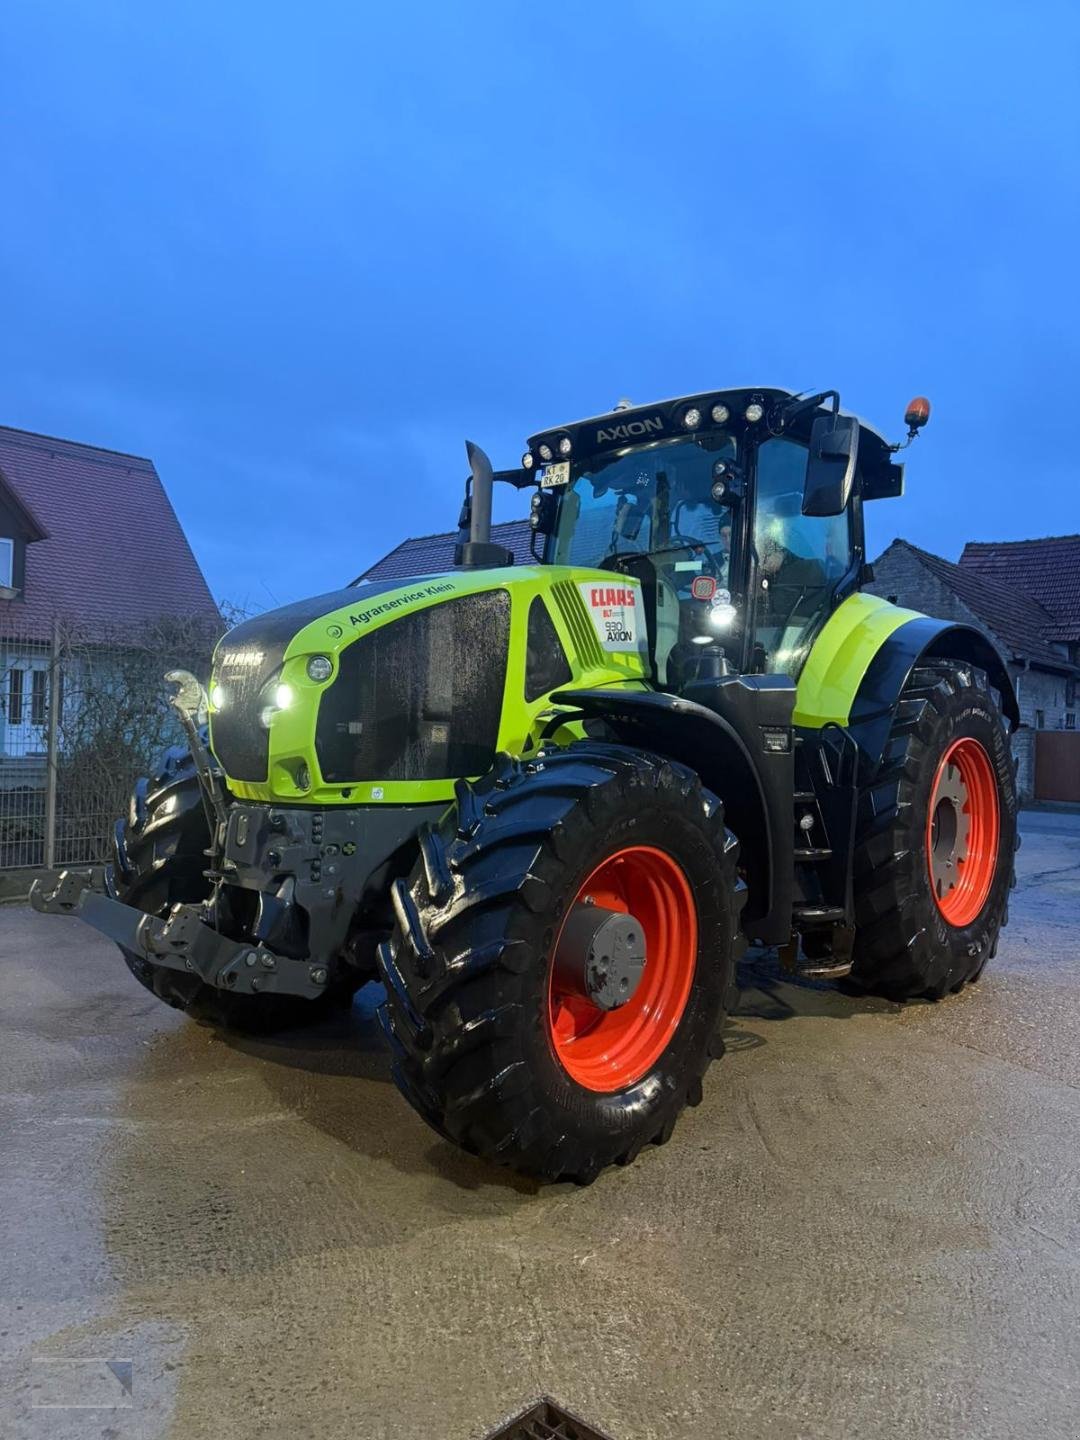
(482, 1396, 615, 1440)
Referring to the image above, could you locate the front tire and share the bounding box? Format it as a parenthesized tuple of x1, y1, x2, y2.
(850, 661, 1018, 1000)
(376, 743, 745, 1183)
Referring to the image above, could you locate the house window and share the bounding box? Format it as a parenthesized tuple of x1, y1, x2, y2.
(31, 670, 46, 725)
(1068, 713, 1077, 731)
(1035, 709, 1045, 729)
(7, 667, 23, 723)
(0, 537, 13, 588)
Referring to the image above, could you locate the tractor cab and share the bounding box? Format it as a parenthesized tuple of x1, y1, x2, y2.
(522, 387, 907, 696)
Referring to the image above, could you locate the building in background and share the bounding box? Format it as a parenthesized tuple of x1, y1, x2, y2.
(354, 519, 533, 584)
(0, 424, 219, 868)
(868, 537, 1080, 801)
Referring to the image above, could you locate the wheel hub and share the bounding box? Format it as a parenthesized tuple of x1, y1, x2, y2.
(925, 736, 1000, 927)
(547, 845, 698, 1092)
(553, 900, 647, 1011)
(928, 760, 972, 900)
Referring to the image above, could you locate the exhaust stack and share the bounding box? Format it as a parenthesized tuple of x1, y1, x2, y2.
(458, 440, 514, 569)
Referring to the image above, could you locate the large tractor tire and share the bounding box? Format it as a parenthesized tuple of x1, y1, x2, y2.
(114, 740, 354, 1033)
(849, 661, 1018, 1000)
(376, 742, 745, 1183)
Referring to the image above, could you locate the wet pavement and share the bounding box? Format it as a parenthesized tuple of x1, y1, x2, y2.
(2, 812, 1079, 1440)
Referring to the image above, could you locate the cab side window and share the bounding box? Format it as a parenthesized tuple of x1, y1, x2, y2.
(753, 437, 852, 676)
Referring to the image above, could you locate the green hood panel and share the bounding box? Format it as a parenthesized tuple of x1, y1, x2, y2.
(209, 566, 650, 805)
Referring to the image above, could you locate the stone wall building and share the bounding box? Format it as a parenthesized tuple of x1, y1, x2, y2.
(867, 537, 1080, 800)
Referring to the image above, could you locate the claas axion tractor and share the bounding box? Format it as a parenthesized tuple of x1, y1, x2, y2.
(33, 386, 1018, 1183)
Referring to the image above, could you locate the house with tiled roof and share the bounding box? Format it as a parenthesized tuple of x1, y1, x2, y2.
(0, 425, 218, 638)
(0, 424, 218, 764)
(868, 537, 1080, 800)
(354, 519, 534, 584)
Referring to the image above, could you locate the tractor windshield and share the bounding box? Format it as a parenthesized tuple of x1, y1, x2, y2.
(546, 436, 737, 591)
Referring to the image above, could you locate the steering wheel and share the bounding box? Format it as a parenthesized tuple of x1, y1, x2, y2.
(598, 537, 727, 585)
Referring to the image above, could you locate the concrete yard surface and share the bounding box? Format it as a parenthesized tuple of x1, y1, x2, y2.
(2, 811, 1079, 1439)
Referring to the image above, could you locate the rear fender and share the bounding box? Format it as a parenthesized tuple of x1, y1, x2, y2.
(795, 594, 1018, 771)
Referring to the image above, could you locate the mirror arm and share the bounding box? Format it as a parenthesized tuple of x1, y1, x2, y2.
(781, 389, 840, 427)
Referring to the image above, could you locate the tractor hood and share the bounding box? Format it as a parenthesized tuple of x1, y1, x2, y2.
(208, 567, 649, 807)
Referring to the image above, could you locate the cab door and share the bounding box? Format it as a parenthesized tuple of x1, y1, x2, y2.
(750, 436, 853, 676)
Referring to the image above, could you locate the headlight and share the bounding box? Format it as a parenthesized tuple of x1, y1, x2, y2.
(257, 671, 292, 729)
(711, 403, 730, 424)
(745, 402, 764, 423)
(306, 655, 333, 682)
(210, 683, 225, 709)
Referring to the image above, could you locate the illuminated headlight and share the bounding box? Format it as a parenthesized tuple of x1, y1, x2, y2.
(257, 673, 293, 729)
(711, 403, 730, 424)
(682, 407, 702, 430)
(745, 402, 764, 423)
(558, 435, 572, 456)
(522, 452, 534, 469)
(538, 443, 553, 462)
(210, 683, 225, 709)
(306, 655, 333, 682)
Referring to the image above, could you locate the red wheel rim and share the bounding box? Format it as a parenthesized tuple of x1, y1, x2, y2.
(925, 737, 1000, 926)
(547, 845, 697, 1093)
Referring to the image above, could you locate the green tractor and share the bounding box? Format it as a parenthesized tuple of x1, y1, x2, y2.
(31, 387, 1018, 1183)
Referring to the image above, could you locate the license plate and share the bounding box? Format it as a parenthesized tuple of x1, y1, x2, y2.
(539, 462, 570, 488)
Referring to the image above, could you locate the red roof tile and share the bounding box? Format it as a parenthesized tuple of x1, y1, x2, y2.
(891, 540, 1069, 668)
(0, 425, 218, 639)
(960, 536, 1080, 642)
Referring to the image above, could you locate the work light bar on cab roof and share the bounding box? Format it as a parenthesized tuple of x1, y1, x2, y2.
(522, 388, 784, 470)
(520, 386, 929, 506)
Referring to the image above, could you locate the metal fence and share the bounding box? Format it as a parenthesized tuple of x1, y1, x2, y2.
(0, 612, 223, 871)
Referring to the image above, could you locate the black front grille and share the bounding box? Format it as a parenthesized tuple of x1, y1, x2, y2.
(315, 591, 510, 783)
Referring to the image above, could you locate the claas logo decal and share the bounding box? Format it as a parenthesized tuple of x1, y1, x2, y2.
(588, 585, 635, 609)
(586, 584, 638, 648)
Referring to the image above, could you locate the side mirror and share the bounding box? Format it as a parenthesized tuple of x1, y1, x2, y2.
(614, 494, 645, 542)
(803, 414, 859, 516)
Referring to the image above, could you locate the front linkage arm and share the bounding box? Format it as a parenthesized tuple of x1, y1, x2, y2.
(29, 868, 329, 1000)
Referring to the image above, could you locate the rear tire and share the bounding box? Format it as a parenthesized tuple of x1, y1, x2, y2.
(115, 740, 355, 1033)
(849, 661, 1017, 1000)
(376, 742, 745, 1183)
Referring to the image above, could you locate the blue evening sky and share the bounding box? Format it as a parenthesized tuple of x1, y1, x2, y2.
(2, 1, 1077, 613)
